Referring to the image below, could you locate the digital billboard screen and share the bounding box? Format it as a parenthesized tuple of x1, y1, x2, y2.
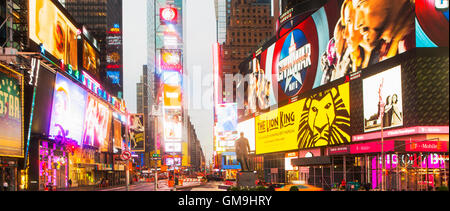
(415, 0, 449, 47)
(237, 118, 256, 152)
(0, 70, 23, 157)
(129, 114, 145, 151)
(113, 119, 122, 149)
(255, 82, 350, 154)
(216, 103, 238, 133)
(163, 85, 182, 107)
(49, 73, 87, 145)
(363, 65, 403, 132)
(164, 108, 182, 141)
(82, 40, 101, 79)
(82, 95, 112, 150)
(165, 142, 182, 153)
(29, 0, 79, 70)
(160, 49, 182, 72)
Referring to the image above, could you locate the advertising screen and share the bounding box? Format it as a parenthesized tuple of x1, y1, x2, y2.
(129, 114, 145, 151)
(113, 119, 122, 149)
(363, 65, 403, 132)
(106, 71, 121, 84)
(82, 40, 101, 79)
(162, 71, 181, 85)
(216, 103, 238, 133)
(29, 0, 79, 70)
(239, 0, 416, 118)
(82, 95, 112, 149)
(164, 108, 182, 141)
(163, 85, 182, 107)
(415, 0, 449, 47)
(0, 70, 23, 157)
(165, 142, 182, 153)
(160, 49, 182, 72)
(165, 157, 182, 166)
(49, 73, 87, 145)
(256, 82, 350, 154)
(236, 118, 256, 152)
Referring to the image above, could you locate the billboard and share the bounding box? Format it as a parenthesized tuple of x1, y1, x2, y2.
(113, 119, 122, 149)
(82, 95, 112, 150)
(129, 114, 145, 151)
(216, 103, 238, 133)
(49, 73, 88, 145)
(29, 0, 79, 70)
(160, 7, 178, 25)
(165, 142, 182, 153)
(82, 40, 101, 79)
(160, 49, 182, 72)
(164, 108, 182, 141)
(415, 0, 449, 47)
(163, 85, 182, 107)
(0, 70, 23, 157)
(363, 65, 403, 132)
(256, 82, 350, 154)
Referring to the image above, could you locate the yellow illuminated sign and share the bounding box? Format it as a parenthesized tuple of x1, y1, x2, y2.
(255, 83, 351, 154)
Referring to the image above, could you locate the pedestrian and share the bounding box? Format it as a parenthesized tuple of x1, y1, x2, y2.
(3, 181, 8, 191)
(68, 179, 72, 189)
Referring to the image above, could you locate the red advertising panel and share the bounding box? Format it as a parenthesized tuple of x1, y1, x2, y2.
(160, 7, 178, 25)
(405, 140, 449, 152)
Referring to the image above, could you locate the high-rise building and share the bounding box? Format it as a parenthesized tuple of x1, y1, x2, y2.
(61, 0, 124, 98)
(216, 0, 275, 103)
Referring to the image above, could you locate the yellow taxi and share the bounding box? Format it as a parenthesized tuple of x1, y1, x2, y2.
(275, 184, 324, 191)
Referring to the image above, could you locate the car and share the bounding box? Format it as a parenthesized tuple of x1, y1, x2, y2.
(275, 184, 324, 191)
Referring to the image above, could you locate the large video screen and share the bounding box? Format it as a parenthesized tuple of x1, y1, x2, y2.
(29, 0, 78, 70)
(363, 65, 403, 132)
(415, 0, 449, 47)
(0, 70, 23, 157)
(216, 103, 238, 133)
(256, 82, 350, 154)
(163, 85, 182, 107)
(82, 95, 112, 149)
(239, 0, 417, 119)
(164, 108, 182, 141)
(49, 73, 87, 145)
(82, 40, 101, 79)
(129, 114, 145, 151)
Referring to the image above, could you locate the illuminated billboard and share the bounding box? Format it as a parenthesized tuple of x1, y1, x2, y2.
(82, 95, 112, 150)
(129, 114, 145, 151)
(106, 71, 121, 85)
(239, 0, 417, 119)
(160, 49, 182, 72)
(160, 7, 178, 25)
(165, 142, 182, 153)
(113, 119, 122, 149)
(0, 70, 23, 157)
(162, 71, 181, 86)
(82, 40, 101, 79)
(163, 85, 182, 107)
(216, 103, 238, 133)
(256, 82, 350, 154)
(363, 65, 403, 132)
(29, 0, 79, 70)
(416, 0, 449, 47)
(164, 108, 182, 141)
(49, 73, 88, 145)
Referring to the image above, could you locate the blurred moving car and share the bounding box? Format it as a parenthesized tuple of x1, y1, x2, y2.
(275, 184, 324, 191)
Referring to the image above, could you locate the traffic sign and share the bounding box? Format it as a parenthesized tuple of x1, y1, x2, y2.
(152, 153, 160, 158)
(121, 151, 132, 161)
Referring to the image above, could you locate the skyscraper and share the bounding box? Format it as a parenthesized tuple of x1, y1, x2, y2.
(61, 0, 124, 98)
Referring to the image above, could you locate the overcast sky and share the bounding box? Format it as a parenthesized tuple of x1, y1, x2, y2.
(123, 0, 216, 164)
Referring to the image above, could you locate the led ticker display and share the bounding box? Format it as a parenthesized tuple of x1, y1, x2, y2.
(255, 82, 350, 154)
(0, 70, 23, 157)
(29, 0, 79, 70)
(363, 65, 403, 132)
(129, 114, 145, 152)
(82, 95, 112, 149)
(49, 73, 87, 145)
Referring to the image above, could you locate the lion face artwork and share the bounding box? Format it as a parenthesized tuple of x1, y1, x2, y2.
(297, 86, 351, 149)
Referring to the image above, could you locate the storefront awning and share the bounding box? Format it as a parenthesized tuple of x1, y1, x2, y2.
(291, 156, 331, 166)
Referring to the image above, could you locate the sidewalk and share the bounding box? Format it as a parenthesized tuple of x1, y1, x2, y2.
(55, 182, 135, 191)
